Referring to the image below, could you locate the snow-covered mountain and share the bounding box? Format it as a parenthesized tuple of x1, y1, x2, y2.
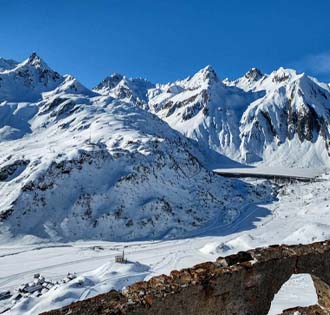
(146, 66, 261, 161)
(227, 67, 330, 166)
(1, 53, 329, 315)
(94, 74, 154, 110)
(98, 65, 330, 168)
(2, 52, 330, 243)
(0, 54, 261, 243)
(0, 53, 65, 102)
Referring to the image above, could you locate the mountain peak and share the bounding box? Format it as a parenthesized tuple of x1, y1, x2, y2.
(94, 73, 124, 91)
(26, 52, 51, 70)
(110, 72, 124, 81)
(0, 53, 63, 102)
(28, 52, 39, 61)
(270, 67, 298, 83)
(188, 65, 220, 88)
(198, 65, 219, 81)
(201, 64, 214, 72)
(244, 67, 263, 81)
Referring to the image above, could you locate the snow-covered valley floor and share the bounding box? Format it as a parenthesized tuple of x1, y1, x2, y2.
(1, 173, 330, 314)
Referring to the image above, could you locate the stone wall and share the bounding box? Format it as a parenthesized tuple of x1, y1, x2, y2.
(42, 240, 330, 315)
(279, 305, 330, 314)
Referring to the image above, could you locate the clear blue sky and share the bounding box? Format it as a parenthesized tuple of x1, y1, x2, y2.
(1, 0, 330, 87)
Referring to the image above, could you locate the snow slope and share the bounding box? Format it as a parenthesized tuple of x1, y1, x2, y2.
(1, 174, 330, 314)
(7, 260, 150, 315)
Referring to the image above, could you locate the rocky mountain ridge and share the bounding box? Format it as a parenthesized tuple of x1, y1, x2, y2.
(96, 65, 330, 167)
(0, 53, 264, 243)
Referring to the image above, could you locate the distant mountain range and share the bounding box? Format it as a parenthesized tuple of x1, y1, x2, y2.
(0, 53, 328, 242)
(95, 64, 330, 168)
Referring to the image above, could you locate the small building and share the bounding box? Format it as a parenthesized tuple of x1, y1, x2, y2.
(115, 250, 127, 263)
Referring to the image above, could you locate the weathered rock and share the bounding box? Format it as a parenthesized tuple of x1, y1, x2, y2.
(0, 159, 29, 181)
(41, 240, 330, 315)
(279, 305, 330, 315)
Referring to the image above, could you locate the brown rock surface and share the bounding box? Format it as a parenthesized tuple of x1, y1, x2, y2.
(41, 240, 330, 315)
(279, 305, 330, 314)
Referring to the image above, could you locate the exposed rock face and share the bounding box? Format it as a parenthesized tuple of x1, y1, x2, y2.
(279, 305, 330, 315)
(244, 67, 263, 82)
(42, 240, 330, 315)
(0, 159, 29, 182)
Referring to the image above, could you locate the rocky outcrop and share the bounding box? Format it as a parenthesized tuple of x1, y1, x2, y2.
(42, 240, 330, 315)
(244, 67, 263, 82)
(279, 305, 330, 315)
(0, 159, 29, 182)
